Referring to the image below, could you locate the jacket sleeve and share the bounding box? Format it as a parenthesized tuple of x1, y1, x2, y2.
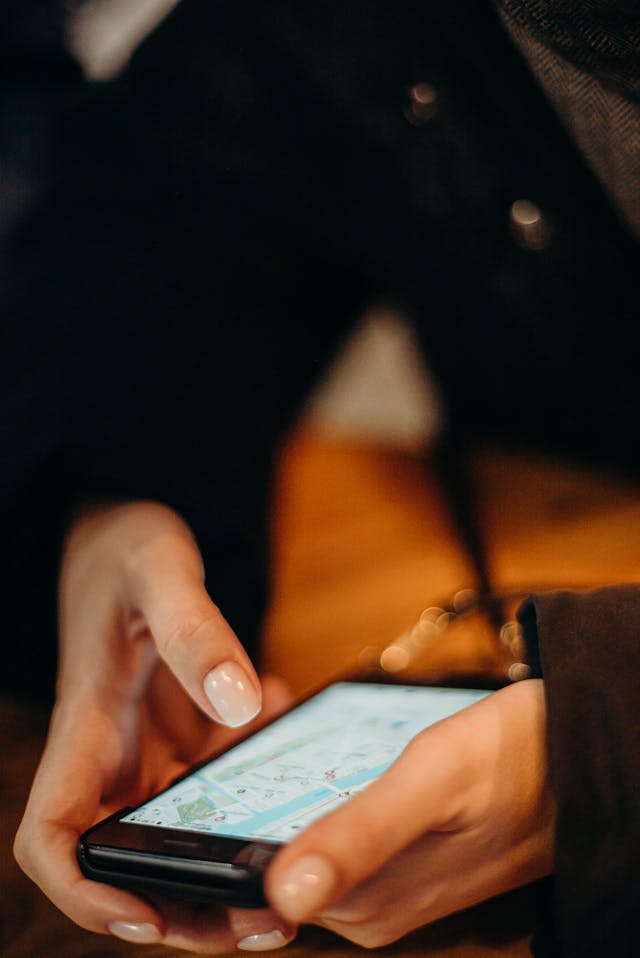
(0, 2, 369, 697)
(519, 586, 640, 958)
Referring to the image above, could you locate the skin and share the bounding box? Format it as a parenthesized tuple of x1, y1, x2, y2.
(266, 679, 556, 947)
(13, 501, 296, 953)
(14, 500, 555, 951)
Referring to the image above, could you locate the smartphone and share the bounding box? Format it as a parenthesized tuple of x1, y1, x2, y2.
(78, 679, 494, 907)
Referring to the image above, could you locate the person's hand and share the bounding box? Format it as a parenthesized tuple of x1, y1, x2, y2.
(265, 679, 555, 947)
(14, 500, 297, 952)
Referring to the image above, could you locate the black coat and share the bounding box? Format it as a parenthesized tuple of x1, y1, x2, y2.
(1, 2, 638, 955)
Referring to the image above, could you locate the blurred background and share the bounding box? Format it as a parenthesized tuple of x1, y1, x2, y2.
(68, 0, 444, 446)
(9, 0, 640, 701)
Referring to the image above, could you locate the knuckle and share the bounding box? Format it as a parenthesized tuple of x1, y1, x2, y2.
(13, 825, 34, 875)
(159, 610, 222, 661)
(124, 528, 181, 580)
(402, 724, 434, 757)
(124, 515, 202, 572)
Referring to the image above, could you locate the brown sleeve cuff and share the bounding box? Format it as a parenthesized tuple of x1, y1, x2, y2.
(518, 585, 640, 957)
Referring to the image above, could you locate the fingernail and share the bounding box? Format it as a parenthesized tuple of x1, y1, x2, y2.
(108, 921, 162, 943)
(237, 929, 293, 951)
(204, 661, 261, 727)
(269, 854, 336, 921)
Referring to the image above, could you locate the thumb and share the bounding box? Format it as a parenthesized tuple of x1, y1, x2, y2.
(264, 699, 488, 922)
(127, 530, 262, 728)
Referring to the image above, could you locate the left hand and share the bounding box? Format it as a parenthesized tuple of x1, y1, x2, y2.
(265, 679, 555, 947)
(14, 501, 298, 952)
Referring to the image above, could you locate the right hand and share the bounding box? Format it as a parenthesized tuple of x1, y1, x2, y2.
(14, 501, 296, 952)
(265, 679, 554, 947)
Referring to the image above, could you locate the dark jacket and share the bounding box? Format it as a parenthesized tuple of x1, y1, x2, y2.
(1, 2, 638, 954)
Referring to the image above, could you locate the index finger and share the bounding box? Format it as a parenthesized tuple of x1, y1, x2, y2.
(126, 530, 262, 728)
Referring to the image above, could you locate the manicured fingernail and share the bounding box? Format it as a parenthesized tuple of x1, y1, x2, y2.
(270, 854, 336, 921)
(108, 921, 162, 943)
(237, 929, 293, 951)
(204, 661, 261, 727)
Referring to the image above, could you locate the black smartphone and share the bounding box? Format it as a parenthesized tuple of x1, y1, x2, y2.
(78, 678, 495, 907)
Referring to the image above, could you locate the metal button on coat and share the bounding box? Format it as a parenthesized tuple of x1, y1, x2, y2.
(404, 82, 438, 125)
(509, 199, 551, 250)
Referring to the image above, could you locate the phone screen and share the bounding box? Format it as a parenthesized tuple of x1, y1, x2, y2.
(121, 682, 490, 843)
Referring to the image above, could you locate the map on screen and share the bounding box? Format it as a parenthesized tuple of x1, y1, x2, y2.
(122, 682, 490, 842)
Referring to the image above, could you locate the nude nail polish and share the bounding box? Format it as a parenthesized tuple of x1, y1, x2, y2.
(204, 661, 261, 727)
(269, 854, 336, 921)
(108, 921, 162, 943)
(237, 929, 293, 951)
